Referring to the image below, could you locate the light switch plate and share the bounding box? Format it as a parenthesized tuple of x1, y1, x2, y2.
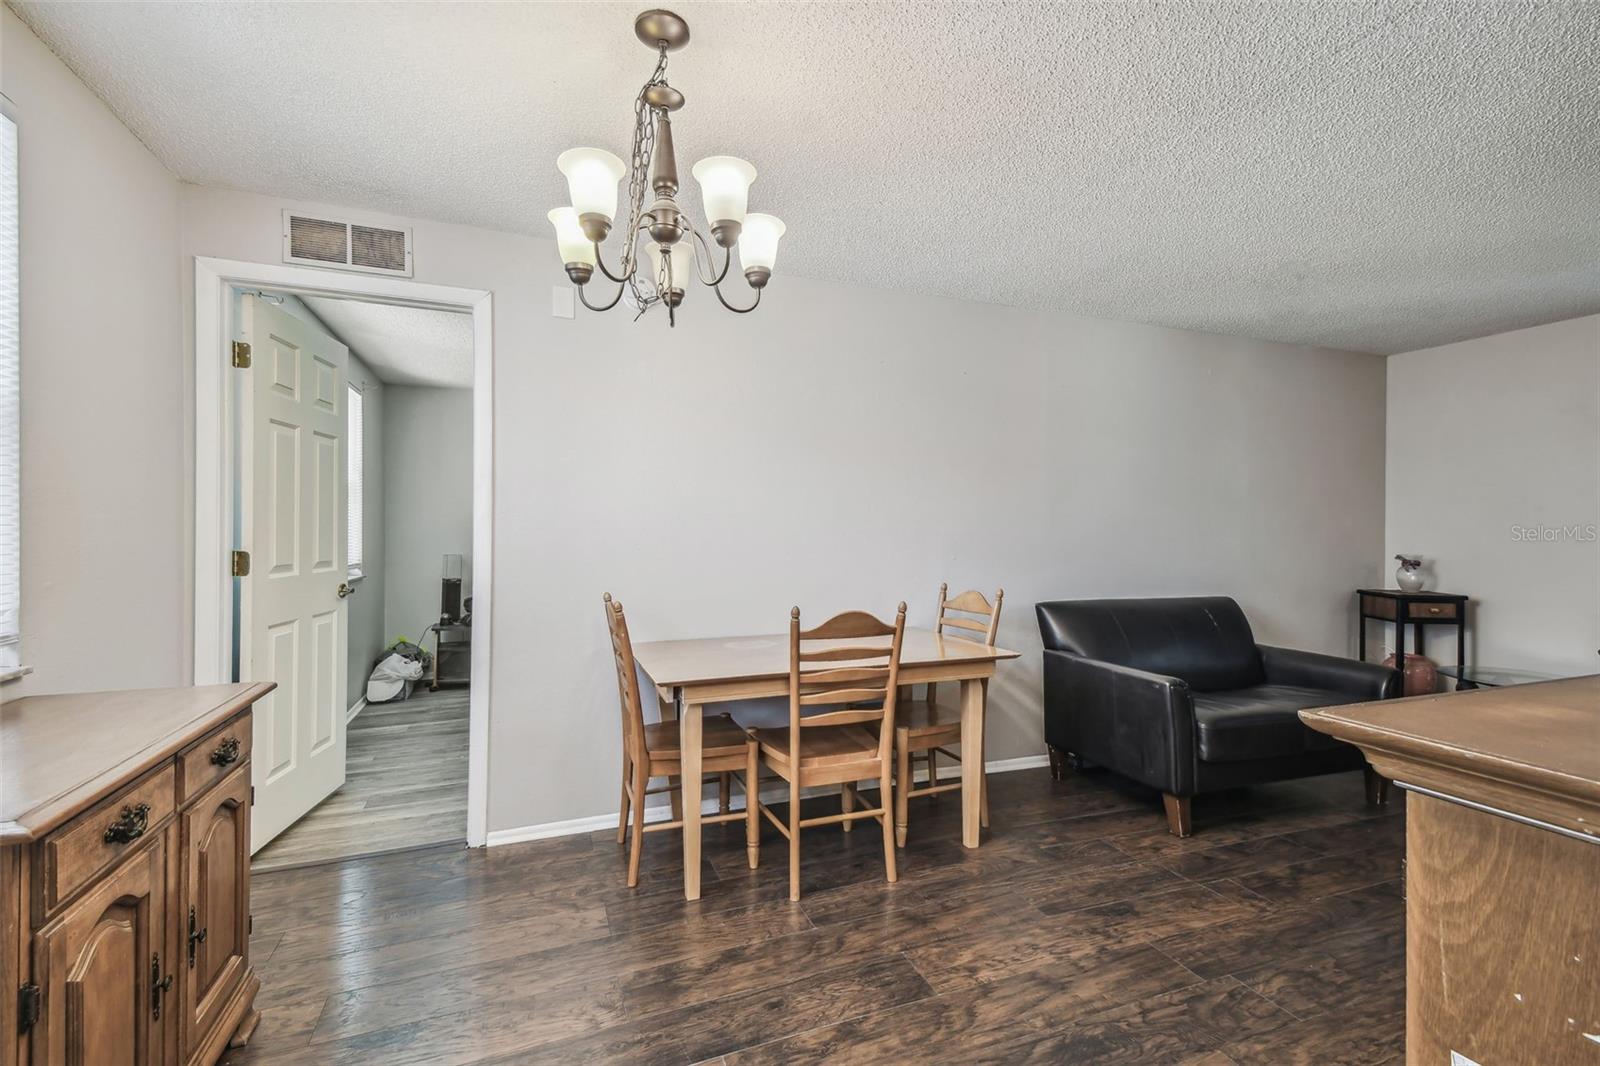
(552, 285, 575, 319)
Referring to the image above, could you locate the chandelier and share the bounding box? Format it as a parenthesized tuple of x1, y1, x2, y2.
(546, 9, 785, 327)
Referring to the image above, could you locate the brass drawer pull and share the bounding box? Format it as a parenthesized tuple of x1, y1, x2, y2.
(210, 736, 241, 766)
(104, 803, 151, 844)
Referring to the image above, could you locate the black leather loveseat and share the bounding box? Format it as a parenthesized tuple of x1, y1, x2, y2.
(1036, 596, 1399, 835)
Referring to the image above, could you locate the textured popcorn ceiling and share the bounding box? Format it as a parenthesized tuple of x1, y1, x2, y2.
(12, 1, 1599, 354)
(299, 296, 473, 389)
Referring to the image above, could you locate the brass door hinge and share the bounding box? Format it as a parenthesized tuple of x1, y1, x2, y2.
(17, 982, 40, 1032)
(231, 550, 251, 578)
(231, 341, 252, 368)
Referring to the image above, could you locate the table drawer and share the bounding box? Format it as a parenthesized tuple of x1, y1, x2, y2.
(38, 761, 176, 917)
(1410, 601, 1458, 620)
(178, 709, 252, 803)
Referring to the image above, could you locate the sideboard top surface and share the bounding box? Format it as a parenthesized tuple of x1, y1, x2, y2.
(0, 682, 273, 843)
(1302, 675, 1600, 819)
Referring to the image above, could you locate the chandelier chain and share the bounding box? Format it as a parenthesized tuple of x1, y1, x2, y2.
(621, 43, 671, 312)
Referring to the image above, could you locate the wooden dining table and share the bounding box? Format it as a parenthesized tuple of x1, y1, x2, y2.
(631, 626, 1021, 900)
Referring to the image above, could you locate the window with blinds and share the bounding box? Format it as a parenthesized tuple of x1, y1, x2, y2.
(0, 106, 19, 670)
(347, 383, 364, 579)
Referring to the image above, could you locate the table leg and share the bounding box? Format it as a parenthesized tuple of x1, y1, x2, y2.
(681, 701, 703, 900)
(959, 678, 985, 849)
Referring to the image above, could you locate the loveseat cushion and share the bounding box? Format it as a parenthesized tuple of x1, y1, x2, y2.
(1193, 684, 1351, 763)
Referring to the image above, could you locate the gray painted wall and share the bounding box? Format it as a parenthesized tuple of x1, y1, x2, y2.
(178, 185, 1390, 835)
(2, 8, 183, 699)
(9, 9, 1393, 836)
(1384, 315, 1600, 675)
(381, 385, 473, 645)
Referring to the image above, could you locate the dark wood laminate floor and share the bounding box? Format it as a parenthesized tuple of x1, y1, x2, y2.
(223, 766, 1405, 1065)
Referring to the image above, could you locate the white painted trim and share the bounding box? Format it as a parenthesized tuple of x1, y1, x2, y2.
(346, 697, 367, 724)
(483, 753, 1053, 849)
(192, 256, 494, 848)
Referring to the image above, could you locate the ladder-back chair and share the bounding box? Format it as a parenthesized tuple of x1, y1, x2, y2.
(605, 594, 759, 887)
(751, 604, 906, 901)
(894, 584, 1003, 847)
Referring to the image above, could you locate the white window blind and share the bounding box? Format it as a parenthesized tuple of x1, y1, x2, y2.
(0, 107, 19, 670)
(346, 383, 363, 578)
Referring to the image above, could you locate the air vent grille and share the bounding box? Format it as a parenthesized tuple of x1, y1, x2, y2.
(288, 215, 349, 264)
(351, 225, 408, 273)
(282, 211, 413, 277)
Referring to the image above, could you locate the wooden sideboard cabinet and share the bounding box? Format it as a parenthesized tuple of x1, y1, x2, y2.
(0, 683, 273, 1066)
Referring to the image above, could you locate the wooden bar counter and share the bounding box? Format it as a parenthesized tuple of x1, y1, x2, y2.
(1302, 676, 1600, 1065)
(1, 683, 273, 1066)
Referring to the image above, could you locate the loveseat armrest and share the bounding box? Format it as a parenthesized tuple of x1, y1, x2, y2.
(1042, 650, 1197, 795)
(1258, 644, 1399, 701)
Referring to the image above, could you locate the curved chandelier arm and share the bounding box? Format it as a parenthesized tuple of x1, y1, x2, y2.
(687, 226, 733, 287)
(592, 241, 633, 285)
(578, 279, 626, 313)
(712, 280, 761, 314)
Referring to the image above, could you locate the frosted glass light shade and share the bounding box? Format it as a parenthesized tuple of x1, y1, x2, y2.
(547, 208, 596, 266)
(691, 156, 757, 225)
(738, 213, 786, 272)
(556, 147, 625, 221)
(647, 240, 695, 290)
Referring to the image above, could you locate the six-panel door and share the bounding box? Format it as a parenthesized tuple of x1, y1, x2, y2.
(179, 766, 250, 1063)
(32, 837, 168, 1066)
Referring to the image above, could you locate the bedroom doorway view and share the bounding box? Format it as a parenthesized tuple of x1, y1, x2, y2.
(230, 288, 478, 871)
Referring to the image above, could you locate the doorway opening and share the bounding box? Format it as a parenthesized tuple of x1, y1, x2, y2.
(192, 258, 493, 870)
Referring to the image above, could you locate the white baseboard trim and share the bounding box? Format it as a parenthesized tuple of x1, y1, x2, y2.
(346, 697, 367, 724)
(483, 752, 1053, 848)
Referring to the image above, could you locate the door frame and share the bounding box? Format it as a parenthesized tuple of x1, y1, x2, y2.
(193, 256, 493, 848)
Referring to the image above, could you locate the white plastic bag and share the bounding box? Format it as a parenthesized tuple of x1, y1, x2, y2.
(366, 651, 425, 703)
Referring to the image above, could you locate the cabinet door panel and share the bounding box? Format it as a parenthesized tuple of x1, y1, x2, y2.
(33, 837, 167, 1066)
(181, 764, 251, 1060)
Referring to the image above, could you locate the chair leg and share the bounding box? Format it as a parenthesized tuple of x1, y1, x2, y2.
(1364, 765, 1391, 807)
(788, 776, 802, 902)
(745, 744, 760, 869)
(719, 772, 732, 814)
(927, 749, 938, 790)
(627, 761, 649, 887)
(668, 775, 684, 821)
(1162, 793, 1193, 838)
(879, 760, 898, 885)
(617, 753, 631, 845)
(895, 730, 911, 848)
(841, 780, 855, 833)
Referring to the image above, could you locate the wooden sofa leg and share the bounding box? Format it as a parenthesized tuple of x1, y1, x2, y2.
(1364, 765, 1391, 807)
(1047, 745, 1063, 781)
(1162, 793, 1193, 837)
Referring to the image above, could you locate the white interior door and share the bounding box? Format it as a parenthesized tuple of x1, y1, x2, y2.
(239, 293, 349, 852)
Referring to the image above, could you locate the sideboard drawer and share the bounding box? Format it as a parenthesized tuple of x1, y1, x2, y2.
(178, 710, 253, 803)
(38, 762, 177, 917)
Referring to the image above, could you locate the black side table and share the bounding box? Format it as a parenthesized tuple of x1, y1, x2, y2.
(1357, 589, 1468, 688)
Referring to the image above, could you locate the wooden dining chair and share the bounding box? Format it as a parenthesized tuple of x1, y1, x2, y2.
(751, 604, 906, 902)
(605, 594, 759, 887)
(893, 584, 1003, 847)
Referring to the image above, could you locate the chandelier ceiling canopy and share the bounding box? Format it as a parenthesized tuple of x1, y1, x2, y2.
(547, 9, 785, 327)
